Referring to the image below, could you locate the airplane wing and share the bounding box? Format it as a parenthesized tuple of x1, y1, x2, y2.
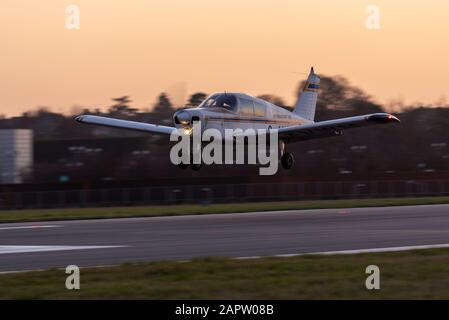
(74, 115, 176, 135)
(278, 113, 400, 143)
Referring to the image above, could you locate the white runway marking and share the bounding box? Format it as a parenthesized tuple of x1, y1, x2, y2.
(306, 244, 449, 255)
(234, 243, 449, 260)
(0, 225, 62, 231)
(0, 245, 125, 255)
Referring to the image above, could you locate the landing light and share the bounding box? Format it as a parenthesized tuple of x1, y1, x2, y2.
(183, 127, 193, 135)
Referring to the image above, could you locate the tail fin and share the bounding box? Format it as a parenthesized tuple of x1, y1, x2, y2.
(293, 67, 320, 121)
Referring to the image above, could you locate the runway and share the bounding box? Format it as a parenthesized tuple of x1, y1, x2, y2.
(1, 204, 449, 272)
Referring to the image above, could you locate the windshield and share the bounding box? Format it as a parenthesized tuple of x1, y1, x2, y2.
(200, 94, 237, 111)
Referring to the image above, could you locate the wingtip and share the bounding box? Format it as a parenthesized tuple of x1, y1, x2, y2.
(74, 115, 85, 123)
(389, 114, 401, 123)
(368, 113, 401, 124)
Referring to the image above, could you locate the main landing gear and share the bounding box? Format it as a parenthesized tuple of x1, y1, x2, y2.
(177, 143, 295, 171)
(279, 141, 294, 170)
(281, 152, 294, 170)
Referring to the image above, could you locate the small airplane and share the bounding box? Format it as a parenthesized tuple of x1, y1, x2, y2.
(75, 68, 400, 171)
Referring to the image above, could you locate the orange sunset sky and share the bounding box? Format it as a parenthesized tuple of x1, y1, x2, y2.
(1, 0, 448, 116)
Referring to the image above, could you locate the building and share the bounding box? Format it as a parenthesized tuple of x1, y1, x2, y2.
(0, 129, 33, 184)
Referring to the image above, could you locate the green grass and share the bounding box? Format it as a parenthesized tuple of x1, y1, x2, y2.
(2, 249, 449, 299)
(0, 196, 448, 223)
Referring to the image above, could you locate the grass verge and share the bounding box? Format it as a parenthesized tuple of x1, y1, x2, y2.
(1, 248, 449, 299)
(0, 196, 448, 223)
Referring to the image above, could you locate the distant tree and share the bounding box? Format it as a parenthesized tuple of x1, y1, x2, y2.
(19, 106, 56, 118)
(296, 75, 370, 109)
(256, 94, 286, 107)
(296, 75, 383, 120)
(69, 105, 83, 116)
(108, 96, 138, 117)
(152, 93, 173, 115)
(79, 107, 102, 116)
(36, 107, 52, 116)
(187, 92, 208, 106)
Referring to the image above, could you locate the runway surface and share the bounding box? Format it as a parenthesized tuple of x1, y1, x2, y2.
(1, 204, 449, 272)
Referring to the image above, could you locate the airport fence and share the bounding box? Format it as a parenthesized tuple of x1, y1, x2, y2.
(0, 179, 448, 210)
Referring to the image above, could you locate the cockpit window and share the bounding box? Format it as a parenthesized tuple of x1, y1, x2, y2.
(253, 101, 267, 117)
(200, 94, 237, 111)
(238, 98, 255, 116)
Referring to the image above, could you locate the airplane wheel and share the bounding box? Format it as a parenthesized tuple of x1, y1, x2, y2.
(178, 163, 189, 170)
(191, 163, 202, 171)
(281, 153, 294, 170)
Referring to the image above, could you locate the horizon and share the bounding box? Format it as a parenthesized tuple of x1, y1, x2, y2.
(2, 0, 449, 117)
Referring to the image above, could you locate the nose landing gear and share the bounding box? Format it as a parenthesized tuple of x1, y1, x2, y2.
(177, 149, 203, 171)
(191, 163, 202, 171)
(177, 163, 202, 171)
(178, 163, 189, 170)
(177, 162, 202, 171)
(279, 141, 294, 170)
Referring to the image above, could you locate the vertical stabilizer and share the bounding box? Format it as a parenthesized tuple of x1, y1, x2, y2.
(293, 67, 320, 121)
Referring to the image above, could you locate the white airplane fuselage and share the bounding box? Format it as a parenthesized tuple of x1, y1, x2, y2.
(173, 93, 310, 136)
